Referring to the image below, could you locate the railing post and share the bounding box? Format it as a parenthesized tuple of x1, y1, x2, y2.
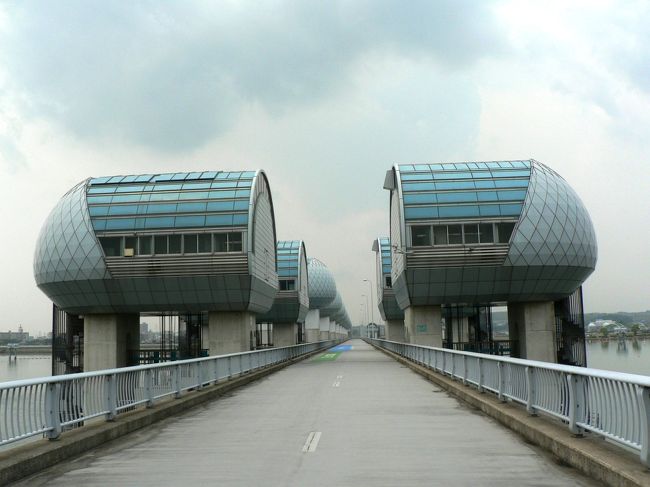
(442, 352, 446, 375)
(477, 358, 484, 393)
(568, 374, 585, 436)
(173, 365, 182, 398)
(637, 385, 650, 466)
(227, 356, 232, 379)
(433, 350, 438, 372)
(497, 362, 506, 402)
(105, 374, 117, 421)
(145, 369, 154, 408)
(45, 382, 62, 440)
(525, 367, 537, 415)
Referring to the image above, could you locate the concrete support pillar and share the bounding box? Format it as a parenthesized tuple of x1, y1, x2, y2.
(508, 301, 556, 363)
(305, 309, 320, 343)
(208, 311, 255, 355)
(404, 305, 442, 347)
(329, 320, 336, 339)
(273, 322, 297, 347)
(386, 319, 405, 342)
(319, 316, 330, 341)
(83, 313, 140, 371)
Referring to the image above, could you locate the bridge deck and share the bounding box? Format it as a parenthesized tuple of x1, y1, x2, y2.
(17, 339, 599, 486)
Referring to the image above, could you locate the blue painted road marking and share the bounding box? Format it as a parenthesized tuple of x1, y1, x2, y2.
(330, 345, 353, 352)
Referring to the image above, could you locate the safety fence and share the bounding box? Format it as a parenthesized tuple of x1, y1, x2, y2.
(367, 338, 650, 466)
(0, 340, 338, 447)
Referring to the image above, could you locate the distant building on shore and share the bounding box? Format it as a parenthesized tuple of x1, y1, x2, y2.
(0, 325, 30, 343)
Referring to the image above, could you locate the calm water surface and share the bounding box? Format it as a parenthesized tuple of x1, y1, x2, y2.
(586, 338, 650, 376)
(0, 341, 648, 383)
(0, 355, 52, 383)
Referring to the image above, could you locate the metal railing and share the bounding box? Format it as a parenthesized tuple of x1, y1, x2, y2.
(0, 340, 338, 447)
(367, 338, 650, 466)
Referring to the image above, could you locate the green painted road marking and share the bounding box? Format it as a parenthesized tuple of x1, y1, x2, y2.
(314, 352, 341, 362)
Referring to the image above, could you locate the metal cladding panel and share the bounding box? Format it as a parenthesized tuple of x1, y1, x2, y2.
(38, 274, 253, 314)
(248, 172, 279, 293)
(320, 292, 342, 318)
(390, 180, 406, 287)
(34, 180, 109, 286)
(404, 265, 592, 306)
(249, 275, 277, 314)
(307, 258, 336, 309)
(379, 289, 404, 321)
(505, 161, 597, 271)
(298, 242, 309, 310)
(257, 295, 308, 323)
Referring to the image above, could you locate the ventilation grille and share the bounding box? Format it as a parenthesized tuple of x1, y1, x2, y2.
(406, 245, 509, 268)
(105, 254, 248, 278)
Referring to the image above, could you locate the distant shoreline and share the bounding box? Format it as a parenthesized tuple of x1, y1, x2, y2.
(0, 345, 51, 355)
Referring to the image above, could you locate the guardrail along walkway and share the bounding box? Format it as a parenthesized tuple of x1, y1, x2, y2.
(14, 339, 599, 487)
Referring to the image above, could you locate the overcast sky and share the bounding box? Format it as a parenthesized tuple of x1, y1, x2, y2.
(0, 0, 648, 335)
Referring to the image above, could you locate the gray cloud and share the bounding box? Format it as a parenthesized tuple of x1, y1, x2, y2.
(0, 0, 504, 151)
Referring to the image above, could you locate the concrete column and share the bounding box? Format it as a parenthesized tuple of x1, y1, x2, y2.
(305, 309, 320, 343)
(329, 320, 336, 339)
(319, 316, 330, 341)
(386, 319, 405, 342)
(273, 322, 297, 347)
(508, 301, 556, 362)
(404, 306, 442, 347)
(208, 311, 255, 355)
(83, 313, 140, 371)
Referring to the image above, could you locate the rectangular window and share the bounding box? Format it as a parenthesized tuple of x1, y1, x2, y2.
(198, 234, 212, 253)
(124, 236, 137, 256)
(99, 237, 122, 257)
(280, 279, 296, 291)
(168, 234, 182, 254)
(497, 222, 516, 243)
(385, 276, 392, 288)
(410, 226, 431, 246)
(183, 234, 198, 254)
(479, 224, 494, 243)
(463, 224, 479, 244)
(433, 226, 448, 245)
(448, 225, 462, 244)
(155, 235, 168, 254)
(214, 233, 228, 252)
(139, 236, 153, 255)
(228, 232, 243, 252)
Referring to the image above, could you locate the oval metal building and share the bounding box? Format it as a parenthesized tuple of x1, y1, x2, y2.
(383, 160, 597, 363)
(34, 170, 279, 369)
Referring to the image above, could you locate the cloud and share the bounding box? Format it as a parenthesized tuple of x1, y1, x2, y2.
(0, 0, 504, 152)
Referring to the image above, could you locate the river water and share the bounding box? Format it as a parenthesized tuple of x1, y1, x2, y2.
(0, 339, 649, 383)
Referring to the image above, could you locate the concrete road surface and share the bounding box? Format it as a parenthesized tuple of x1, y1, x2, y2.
(15, 339, 601, 486)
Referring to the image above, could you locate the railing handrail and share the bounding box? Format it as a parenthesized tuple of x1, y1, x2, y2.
(375, 338, 650, 386)
(0, 340, 341, 449)
(0, 341, 334, 390)
(367, 338, 650, 467)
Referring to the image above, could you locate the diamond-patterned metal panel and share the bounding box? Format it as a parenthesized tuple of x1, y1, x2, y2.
(307, 258, 337, 310)
(33, 180, 109, 286)
(505, 161, 598, 270)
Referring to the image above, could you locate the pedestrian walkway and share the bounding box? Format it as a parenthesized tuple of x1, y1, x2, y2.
(15, 339, 600, 486)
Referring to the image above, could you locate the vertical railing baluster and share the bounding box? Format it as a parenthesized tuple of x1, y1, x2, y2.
(477, 358, 484, 393)
(196, 362, 204, 390)
(462, 356, 467, 385)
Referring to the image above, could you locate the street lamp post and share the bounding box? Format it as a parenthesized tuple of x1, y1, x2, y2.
(361, 294, 369, 324)
(363, 279, 375, 325)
